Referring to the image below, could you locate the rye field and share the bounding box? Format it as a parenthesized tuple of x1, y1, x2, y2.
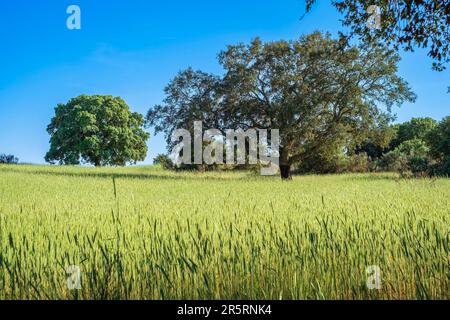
(0, 164, 448, 300)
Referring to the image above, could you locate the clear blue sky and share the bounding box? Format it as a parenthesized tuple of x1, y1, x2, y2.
(0, 0, 448, 164)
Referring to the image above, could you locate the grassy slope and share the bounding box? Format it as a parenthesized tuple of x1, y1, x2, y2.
(0, 164, 449, 299)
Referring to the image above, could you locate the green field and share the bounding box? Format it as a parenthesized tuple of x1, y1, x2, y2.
(0, 164, 448, 299)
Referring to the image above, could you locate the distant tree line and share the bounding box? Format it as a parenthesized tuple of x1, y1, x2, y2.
(154, 116, 450, 177)
(297, 116, 450, 177)
(0, 154, 19, 164)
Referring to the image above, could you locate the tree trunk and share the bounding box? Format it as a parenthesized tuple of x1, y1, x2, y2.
(279, 148, 292, 180)
(280, 165, 292, 180)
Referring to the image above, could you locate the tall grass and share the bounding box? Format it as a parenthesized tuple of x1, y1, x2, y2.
(0, 164, 448, 299)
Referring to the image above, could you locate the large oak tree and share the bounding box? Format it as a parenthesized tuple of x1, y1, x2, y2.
(147, 32, 415, 179)
(219, 32, 415, 178)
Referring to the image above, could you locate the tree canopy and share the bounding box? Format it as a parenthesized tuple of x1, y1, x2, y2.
(146, 68, 222, 150)
(427, 116, 450, 162)
(147, 32, 416, 179)
(390, 117, 438, 148)
(305, 1, 450, 72)
(375, 116, 449, 177)
(46, 95, 149, 166)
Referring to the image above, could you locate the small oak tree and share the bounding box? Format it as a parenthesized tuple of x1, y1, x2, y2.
(45, 95, 149, 166)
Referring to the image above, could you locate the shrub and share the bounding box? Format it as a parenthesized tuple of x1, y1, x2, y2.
(296, 148, 349, 174)
(153, 154, 174, 170)
(408, 156, 431, 177)
(347, 153, 369, 173)
(379, 150, 408, 172)
(435, 157, 450, 176)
